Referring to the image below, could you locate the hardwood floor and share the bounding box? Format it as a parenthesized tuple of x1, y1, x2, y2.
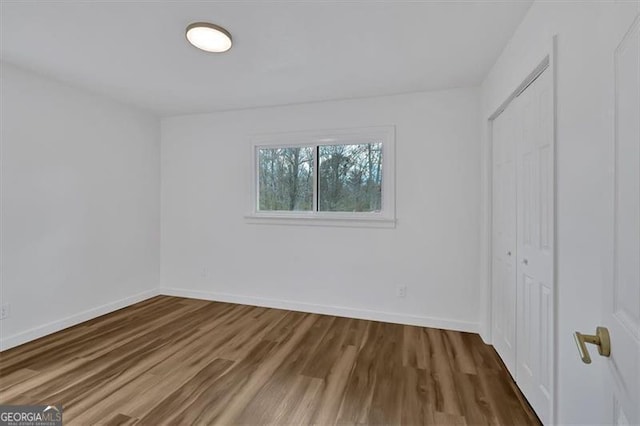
(0, 296, 540, 425)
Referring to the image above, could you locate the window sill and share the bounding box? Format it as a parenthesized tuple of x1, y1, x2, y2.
(244, 213, 396, 228)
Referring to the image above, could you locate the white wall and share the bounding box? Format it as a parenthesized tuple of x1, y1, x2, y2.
(161, 88, 482, 332)
(0, 63, 161, 350)
(480, 2, 640, 424)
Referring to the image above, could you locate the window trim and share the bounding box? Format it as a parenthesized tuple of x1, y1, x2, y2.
(246, 126, 396, 228)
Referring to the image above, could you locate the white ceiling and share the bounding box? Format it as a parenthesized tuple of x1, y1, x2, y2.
(0, 1, 532, 116)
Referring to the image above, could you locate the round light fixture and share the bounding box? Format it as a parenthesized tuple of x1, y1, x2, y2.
(185, 22, 232, 53)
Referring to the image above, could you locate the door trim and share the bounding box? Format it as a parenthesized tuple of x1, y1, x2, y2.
(484, 35, 558, 425)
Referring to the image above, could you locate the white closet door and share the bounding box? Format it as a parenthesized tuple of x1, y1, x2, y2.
(515, 68, 554, 425)
(492, 101, 518, 375)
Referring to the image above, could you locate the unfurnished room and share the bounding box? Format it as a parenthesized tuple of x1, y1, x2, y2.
(0, 1, 639, 425)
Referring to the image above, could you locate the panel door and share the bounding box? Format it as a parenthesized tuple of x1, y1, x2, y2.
(607, 14, 640, 426)
(515, 67, 554, 425)
(492, 100, 518, 375)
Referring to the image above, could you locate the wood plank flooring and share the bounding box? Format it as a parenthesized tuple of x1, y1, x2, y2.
(0, 296, 540, 425)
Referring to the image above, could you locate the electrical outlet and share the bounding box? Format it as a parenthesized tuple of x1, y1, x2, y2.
(396, 285, 407, 298)
(0, 304, 10, 320)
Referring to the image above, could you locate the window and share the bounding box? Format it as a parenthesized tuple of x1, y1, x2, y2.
(258, 146, 314, 211)
(318, 143, 382, 212)
(247, 126, 395, 227)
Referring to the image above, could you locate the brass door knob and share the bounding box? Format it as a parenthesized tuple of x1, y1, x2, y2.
(574, 326, 611, 364)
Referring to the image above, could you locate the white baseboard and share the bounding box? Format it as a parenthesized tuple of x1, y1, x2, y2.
(0, 286, 480, 352)
(160, 287, 479, 334)
(0, 288, 159, 351)
(479, 323, 492, 344)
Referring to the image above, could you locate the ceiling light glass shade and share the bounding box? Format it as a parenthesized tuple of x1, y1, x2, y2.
(186, 22, 232, 53)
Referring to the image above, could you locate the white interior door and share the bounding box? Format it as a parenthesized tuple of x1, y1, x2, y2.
(492, 101, 518, 375)
(607, 14, 640, 426)
(515, 67, 554, 425)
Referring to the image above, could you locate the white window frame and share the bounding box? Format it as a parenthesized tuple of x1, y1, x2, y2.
(245, 126, 396, 228)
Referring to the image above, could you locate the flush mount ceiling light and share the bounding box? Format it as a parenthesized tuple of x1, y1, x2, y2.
(185, 22, 232, 53)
